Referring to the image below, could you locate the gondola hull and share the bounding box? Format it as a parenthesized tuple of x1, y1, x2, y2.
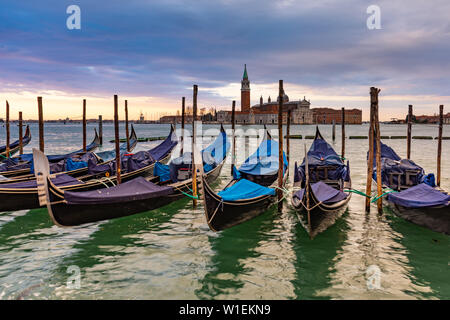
(0, 152, 171, 212)
(202, 171, 288, 231)
(0, 125, 32, 160)
(385, 200, 449, 235)
(291, 188, 351, 239)
(0, 128, 100, 179)
(373, 181, 450, 235)
(46, 158, 224, 227)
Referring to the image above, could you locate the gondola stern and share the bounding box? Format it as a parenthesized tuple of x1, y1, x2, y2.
(32, 148, 63, 227)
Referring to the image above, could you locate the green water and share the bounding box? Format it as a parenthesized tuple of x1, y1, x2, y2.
(0, 123, 448, 299)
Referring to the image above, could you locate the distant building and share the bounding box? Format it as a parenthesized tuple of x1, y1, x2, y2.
(415, 113, 450, 124)
(312, 108, 362, 124)
(217, 65, 314, 124)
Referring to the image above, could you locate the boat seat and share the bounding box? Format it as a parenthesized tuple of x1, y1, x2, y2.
(309, 165, 340, 182)
(388, 169, 421, 191)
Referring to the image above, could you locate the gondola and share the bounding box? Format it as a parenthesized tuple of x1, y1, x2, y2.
(0, 128, 101, 179)
(0, 126, 134, 184)
(291, 127, 351, 239)
(0, 125, 176, 212)
(33, 125, 229, 227)
(201, 128, 288, 231)
(0, 125, 31, 159)
(371, 141, 449, 234)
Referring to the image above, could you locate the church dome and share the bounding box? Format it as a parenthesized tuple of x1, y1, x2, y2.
(277, 92, 289, 103)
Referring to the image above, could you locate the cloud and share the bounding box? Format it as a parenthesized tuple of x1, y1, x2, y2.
(0, 0, 449, 119)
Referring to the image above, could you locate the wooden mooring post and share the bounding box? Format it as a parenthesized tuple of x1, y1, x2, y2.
(341, 108, 345, 159)
(287, 109, 291, 164)
(407, 105, 412, 159)
(192, 85, 198, 208)
(373, 88, 383, 213)
(114, 95, 121, 184)
(181, 97, 185, 155)
(38, 96, 44, 152)
(365, 91, 375, 212)
(5, 101, 10, 157)
(278, 80, 284, 212)
(332, 119, 336, 141)
(125, 100, 130, 152)
(231, 100, 236, 174)
(437, 105, 443, 187)
(98, 115, 103, 145)
(18, 111, 23, 155)
(83, 99, 87, 152)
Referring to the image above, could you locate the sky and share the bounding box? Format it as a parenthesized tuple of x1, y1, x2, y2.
(1, 0, 449, 120)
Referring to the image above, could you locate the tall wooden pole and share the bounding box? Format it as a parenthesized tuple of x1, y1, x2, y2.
(231, 100, 236, 174)
(437, 105, 443, 187)
(38, 96, 44, 152)
(192, 85, 198, 208)
(365, 92, 375, 212)
(5, 101, 10, 157)
(18, 111, 23, 155)
(125, 100, 130, 152)
(332, 119, 336, 141)
(82, 99, 87, 152)
(98, 115, 103, 145)
(181, 97, 185, 155)
(287, 109, 291, 164)
(407, 105, 412, 159)
(341, 107, 345, 159)
(114, 95, 121, 184)
(373, 88, 383, 213)
(278, 80, 284, 212)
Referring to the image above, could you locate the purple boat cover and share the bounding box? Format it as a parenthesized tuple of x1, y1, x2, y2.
(387, 183, 450, 208)
(0, 174, 82, 189)
(293, 181, 348, 204)
(148, 130, 178, 161)
(373, 157, 425, 188)
(64, 176, 173, 205)
(295, 136, 348, 183)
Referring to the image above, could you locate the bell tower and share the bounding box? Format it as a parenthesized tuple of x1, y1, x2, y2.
(241, 64, 250, 112)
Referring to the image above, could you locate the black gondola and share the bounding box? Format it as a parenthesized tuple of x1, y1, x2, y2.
(0, 128, 101, 179)
(0, 125, 31, 159)
(0, 126, 136, 185)
(201, 129, 288, 231)
(291, 127, 352, 239)
(33, 126, 229, 227)
(371, 141, 449, 234)
(0, 125, 176, 212)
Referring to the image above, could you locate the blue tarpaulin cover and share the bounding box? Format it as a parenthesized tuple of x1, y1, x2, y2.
(218, 179, 275, 201)
(387, 183, 450, 208)
(168, 130, 229, 182)
(153, 162, 171, 182)
(295, 136, 348, 183)
(301, 138, 343, 167)
(238, 139, 288, 176)
(87, 128, 177, 176)
(0, 174, 82, 189)
(64, 176, 173, 205)
(293, 181, 348, 204)
(373, 157, 425, 187)
(372, 141, 438, 187)
(17, 133, 99, 164)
